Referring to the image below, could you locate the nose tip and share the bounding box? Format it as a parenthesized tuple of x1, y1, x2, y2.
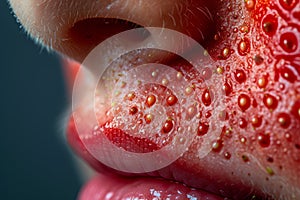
(10, 0, 217, 62)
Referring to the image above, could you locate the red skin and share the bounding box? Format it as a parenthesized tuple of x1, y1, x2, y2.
(66, 0, 300, 199)
(9, 0, 300, 199)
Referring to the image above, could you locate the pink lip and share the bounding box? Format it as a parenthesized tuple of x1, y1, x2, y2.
(78, 173, 223, 200)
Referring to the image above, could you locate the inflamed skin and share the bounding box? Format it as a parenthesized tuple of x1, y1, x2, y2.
(9, 0, 300, 199)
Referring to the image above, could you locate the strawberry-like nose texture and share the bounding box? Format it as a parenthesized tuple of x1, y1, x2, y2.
(64, 0, 300, 199)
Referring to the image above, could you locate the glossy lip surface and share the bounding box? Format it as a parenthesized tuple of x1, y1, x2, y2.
(78, 173, 225, 200)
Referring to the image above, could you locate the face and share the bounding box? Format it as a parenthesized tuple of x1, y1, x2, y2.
(9, 0, 300, 199)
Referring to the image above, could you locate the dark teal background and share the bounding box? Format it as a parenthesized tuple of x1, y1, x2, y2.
(0, 1, 82, 199)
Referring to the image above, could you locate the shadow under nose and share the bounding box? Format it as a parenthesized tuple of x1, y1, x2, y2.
(67, 18, 149, 62)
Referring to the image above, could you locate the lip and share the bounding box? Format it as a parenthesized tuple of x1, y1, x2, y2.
(78, 173, 224, 200)
(64, 55, 268, 200)
(66, 113, 257, 200)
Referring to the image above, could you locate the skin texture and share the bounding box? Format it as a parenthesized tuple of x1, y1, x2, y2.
(9, 0, 215, 61)
(9, 0, 300, 199)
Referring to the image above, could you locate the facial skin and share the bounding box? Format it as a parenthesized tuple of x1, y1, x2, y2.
(9, 0, 300, 199)
(9, 0, 215, 62)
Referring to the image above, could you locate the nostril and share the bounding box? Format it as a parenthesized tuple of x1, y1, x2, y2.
(67, 18, 150, 61)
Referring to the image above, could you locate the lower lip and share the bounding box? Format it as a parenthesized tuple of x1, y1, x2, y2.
(65, 110, 226, 200)
(78, 173, 224, 200)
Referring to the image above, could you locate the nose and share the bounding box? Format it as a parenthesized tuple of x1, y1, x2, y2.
(9, 0, 216, 62)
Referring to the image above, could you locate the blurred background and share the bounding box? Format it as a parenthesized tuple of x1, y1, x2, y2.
(0, 1, 82, 199)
